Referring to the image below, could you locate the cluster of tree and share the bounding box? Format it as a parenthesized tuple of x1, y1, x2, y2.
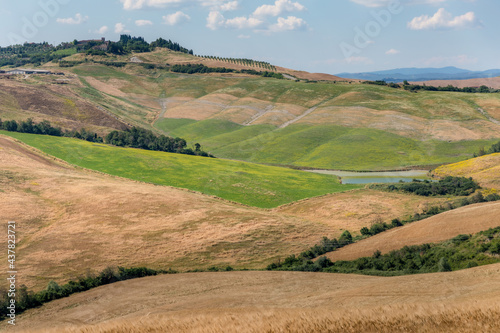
(105, 127, 214, 157)
(0, 266, 173, 321)
(0, 36, 194, 69)
(363, 80, 500, 93)
(474, 140, 500, 157)
(106, 35, 194, 55)
(150, 37, 193, 54)
(268, 226, 500, 275)
(266, 231, 353, 270)
(0, 118, 104, 143)
(374, 176, 481, 197)
(199, 56, 276, 71)
(170, 64, 236, 74)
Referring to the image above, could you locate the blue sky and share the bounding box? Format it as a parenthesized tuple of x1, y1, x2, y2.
(0, 0, 497, 74)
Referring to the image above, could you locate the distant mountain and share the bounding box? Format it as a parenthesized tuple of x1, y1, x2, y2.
(336, 67, 500, 83)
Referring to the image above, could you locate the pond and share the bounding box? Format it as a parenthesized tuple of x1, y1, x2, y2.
(304, 170, 431, 185)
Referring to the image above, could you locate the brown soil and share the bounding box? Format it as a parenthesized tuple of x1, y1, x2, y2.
(0, 79, 128, 132)
(7, 265, 500, 332)
(326, 201, 500, 262)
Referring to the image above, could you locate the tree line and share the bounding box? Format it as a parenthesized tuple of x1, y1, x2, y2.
(363, 80, 500, 93)
(0, 266, 173, 321)
(267, 226, 500, 275)
(0, 118, 214, 158)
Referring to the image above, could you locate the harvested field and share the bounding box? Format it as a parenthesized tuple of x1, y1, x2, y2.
(7, 264, 500, 332)
(325, 201, 500, 262)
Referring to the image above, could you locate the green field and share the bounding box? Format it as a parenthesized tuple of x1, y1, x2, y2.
(2, 131, 361, 208)
(154, 120, 497, 171)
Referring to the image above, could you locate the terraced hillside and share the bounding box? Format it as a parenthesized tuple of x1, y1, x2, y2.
(7, 265, 500, 332)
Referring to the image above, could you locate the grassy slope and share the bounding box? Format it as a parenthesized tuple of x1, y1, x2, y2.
(159, 120, 496, 170)
(1, 131, 360, 208)
(433, 153, 500, 190)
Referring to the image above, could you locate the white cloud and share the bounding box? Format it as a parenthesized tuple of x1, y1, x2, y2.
(386, 48, 400, 55)
(268, 16, 307, 32)
(219, 1, 239, 11)
(207, 11, 226, 30)
(121, 0, 238, 10)
(226, 16, 263, 29)
(207, 11, 263, 30)
(136, 20, 153, 26)
(163, 11, 191, 25)
(56, 13, 88, 25)
(253, 0, 305, 17)
(96, 26, 109, 34)
(350, 0, 446, 7)
(115, 23, 129, 33)
(238, 34, 251, 39)
(408, 8, 481, 30)
(121, 0, 184, 10)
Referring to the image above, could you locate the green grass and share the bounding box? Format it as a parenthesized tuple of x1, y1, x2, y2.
(187, 122, 496, 171)
(2, 131, 361, 208)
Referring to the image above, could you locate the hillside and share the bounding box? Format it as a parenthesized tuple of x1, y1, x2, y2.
(2, 47, 500, 170)
(433, 153, 500, 190)
(0, 135, 450, 290)
(7, 266, 500, 332)
(325, 201, 500, 262)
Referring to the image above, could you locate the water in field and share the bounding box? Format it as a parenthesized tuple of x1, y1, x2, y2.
(304, 170, 430, 185)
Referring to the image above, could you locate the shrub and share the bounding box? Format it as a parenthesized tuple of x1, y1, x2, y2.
(438, 257, 452, 272)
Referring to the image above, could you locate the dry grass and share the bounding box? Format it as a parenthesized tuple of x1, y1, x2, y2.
(0, 135, 447, 291)
(326, 200, 500, 261)
(0, 77, 128, 133)
(8, 264, 500, 332)
(433, 153, 500, 190)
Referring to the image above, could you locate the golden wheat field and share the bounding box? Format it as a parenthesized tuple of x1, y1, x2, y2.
(6, 265, 500, 332)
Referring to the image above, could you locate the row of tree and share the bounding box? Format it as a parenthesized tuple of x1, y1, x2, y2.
(0, 118, 214, 158)
(105, 127, 214, 157)
(199, 55, 277, 71)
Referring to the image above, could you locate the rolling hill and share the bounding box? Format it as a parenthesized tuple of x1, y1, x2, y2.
(2, 48, 500, 170)
(325, 201, 500, 262)
(0, 134, 449, 290)
(6, 265, 500, 332)
(433, 153, 500, 190)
